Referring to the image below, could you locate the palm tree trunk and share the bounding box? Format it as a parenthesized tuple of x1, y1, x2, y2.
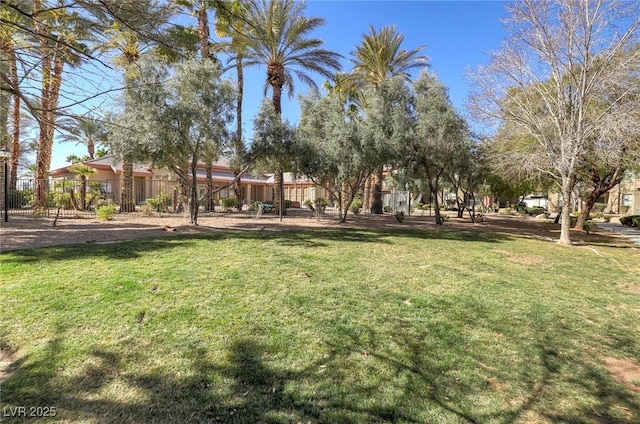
(371, 166, 383, 214)
(363, 175, 372, 212)
(120, 159, 135, 212)
(270, 73, 285, 216)
(233, 55, 244, 210)
(9, 47, 20, 189)
(273, 165, 284, 216)
(198, 3, 210, 59)
(80, 175, 87, 210)
(205, 163, 214, 212)
(269, 69, 283, 115)
(0, 48, 9, 149)
(34, 57, 64, 210)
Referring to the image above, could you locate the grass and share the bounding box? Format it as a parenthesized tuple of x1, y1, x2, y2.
(1, 227, 639, 423)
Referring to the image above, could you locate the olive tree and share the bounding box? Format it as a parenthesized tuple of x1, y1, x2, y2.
(110, 55, 235, 225)
(295, 92, 373, 222)
(409, 71, 468, 225)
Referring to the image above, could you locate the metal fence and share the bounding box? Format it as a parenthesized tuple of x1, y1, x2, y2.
(2, 178, 183, 219)
(1, 178, 415, 221)
(383, 191, 411, 214)
(0, 179, 424, 222)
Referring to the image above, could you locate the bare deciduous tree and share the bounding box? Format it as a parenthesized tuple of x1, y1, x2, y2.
(468, 0, 640, 245)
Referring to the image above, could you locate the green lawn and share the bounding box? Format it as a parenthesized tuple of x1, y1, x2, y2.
(1, 228, 639, 423)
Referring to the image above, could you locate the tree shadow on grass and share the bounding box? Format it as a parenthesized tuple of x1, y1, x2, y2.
(1, 227, 513, 264)
(3, 315, 638, 424)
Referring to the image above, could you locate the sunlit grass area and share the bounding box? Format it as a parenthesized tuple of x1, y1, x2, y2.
(1, 228, 639, 423)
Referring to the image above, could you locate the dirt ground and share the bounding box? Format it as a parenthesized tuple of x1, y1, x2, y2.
(0, 211, 635, 252)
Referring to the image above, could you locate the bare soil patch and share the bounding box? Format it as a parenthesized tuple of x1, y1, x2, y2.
(618, 283, 640, 294)
(506, 255, 544, 265)
(0, 212, 634, 252)
(0, 349, 18, 383)
(603, 357, 640, 393)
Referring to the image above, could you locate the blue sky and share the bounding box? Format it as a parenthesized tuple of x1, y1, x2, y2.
(50, 0, 509, 170)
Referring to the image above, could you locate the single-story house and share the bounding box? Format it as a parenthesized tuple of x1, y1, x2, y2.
(49, 156, 337, 207)
(50, 156, 273, 206)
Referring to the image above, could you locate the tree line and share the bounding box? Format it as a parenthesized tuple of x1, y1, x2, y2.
(1, 0, 639, 245)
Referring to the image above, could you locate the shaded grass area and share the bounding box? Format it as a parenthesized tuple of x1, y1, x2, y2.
(1, 228, 640, 423)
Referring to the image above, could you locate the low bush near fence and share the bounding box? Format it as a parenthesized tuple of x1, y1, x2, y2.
(145, 193, 172, 213)
(96, 202, 117, 221)
(620, 215, 640, 227)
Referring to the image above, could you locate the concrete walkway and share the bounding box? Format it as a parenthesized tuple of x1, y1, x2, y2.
(596, 222, 640, 247)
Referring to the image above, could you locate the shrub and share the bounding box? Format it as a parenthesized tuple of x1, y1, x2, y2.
(140, 204, 155, 216)
(146, 193, 171, 213)
(350, 197, 362, 215)
(219, 197, 238, 210)
(249, 201, 261, 211)
(315, 197, 328, 207)
(422, 203, 431, 210)
(51, 191, 73, 209)
(8, 189, 32, 208)
(526, 206, 546, 216)
(383, 205, 392, 213)
(96, 203, 117, 221)
(620, 215, 640, 227)
(603, 216, 611, 223)
(394, 211, 405, 223)
(583, 220, 595, 234)
(592, 202, 606, 213)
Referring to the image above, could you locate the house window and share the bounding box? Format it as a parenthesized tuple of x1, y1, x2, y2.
(622, 194, 632, 207)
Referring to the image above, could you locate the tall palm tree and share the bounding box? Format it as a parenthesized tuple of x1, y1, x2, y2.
(243, 0, 342, 215)
(98, 0, 176, 212)
(8, 45, 21, 189)
(215, 0, 251, 209)
(101, 26, 141, 212)
(350, 25, 428, 213)
(323, 72, 363, 112)
(350, 25, 428, 89)
(31, 0, 93, 210)
(58, 113, 108, 159)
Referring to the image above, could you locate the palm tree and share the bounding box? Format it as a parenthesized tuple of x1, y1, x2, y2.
(243, 0, 342, 215)
(58, 113, 108, 159)
(99, 0, 175, 212)
(102, 26, 141, 212)
(31, 0, 93, 210)
(69, 164, 96, 210)
(350, 25, 428, 89)
(323, 72, 363, 112)
(215, 0, 251, 209)
(350, 25, 428, 213)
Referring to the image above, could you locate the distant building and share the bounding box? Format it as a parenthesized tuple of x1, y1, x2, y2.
(49, 156, 337, 207)
(604, 170, 640, 215)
